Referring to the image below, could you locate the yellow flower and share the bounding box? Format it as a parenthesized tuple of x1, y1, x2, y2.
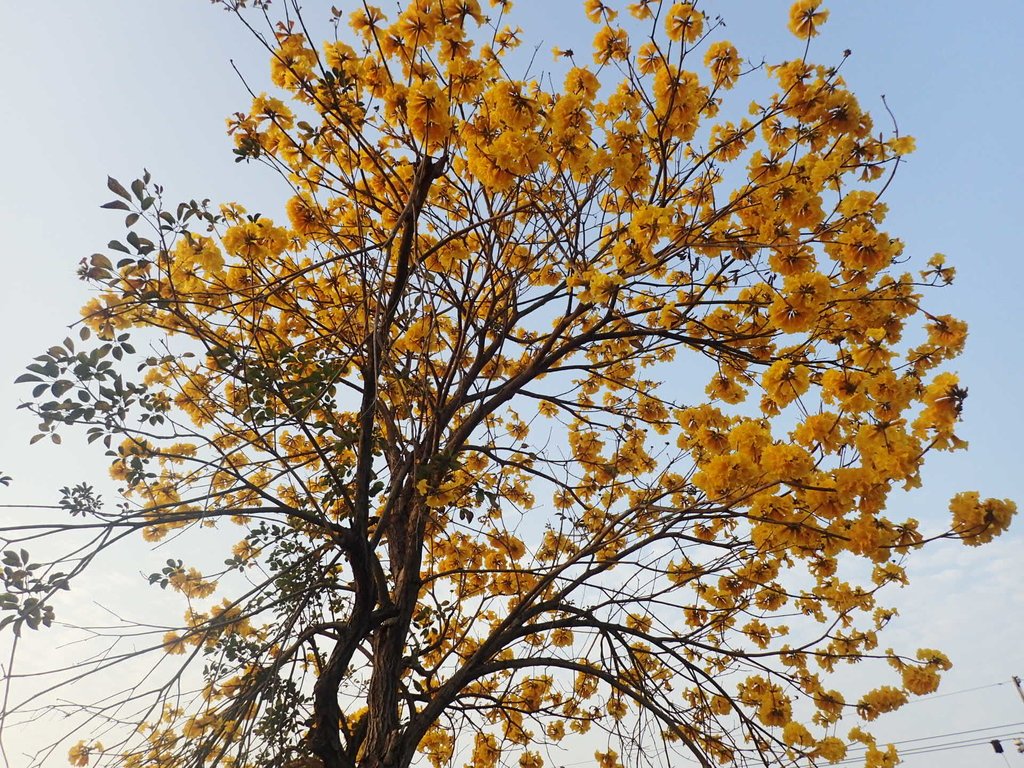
(472, 733, 501, 768)
(628, 1, 657, 20)
(551, 627, 575, 647)
(926, 314, 968, 350)
(665, 3, 703, 43)
(865, 744, 899, 768)
(607, 697, 628, 720)
(757, 688, 792, 726)
(709, 695, 732, 715)
(163, 631, 188, 655)
(592, 25, 630, 65)
(546, 720, 565, 741)
(949, 492, 1016, 546)
(856, 686, 907, 721)
(626, 613, 652, 633)
(705, 41, 740, 87)
(814, 737, 847, 763)
(783, 721, 814, 747)
(761, 360, 811, 408)
(916, 647, 952, 670)
(584, 0, 616, 23)
(168, 567, 218, 599)
(221, 219, 288, 262)
(285, 194, 322, 238)
(349, 5, 385, 36)
(67, 741, 102, 767)
(902, 665, 940, 695)
(890, 135, 916, 155)
(251, 93, 293, 129)
(743, 620, 772, 649)
(788, 0, 829, 38)
(407, 79, 453, 149)
(706, 373, 747, 404)
(538, 400, 559, 417)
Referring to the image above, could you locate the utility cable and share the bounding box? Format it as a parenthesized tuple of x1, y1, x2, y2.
(901, 679, 1009, 704)
(842, 720, 1024, 751)
(832, 731, 1024, 765)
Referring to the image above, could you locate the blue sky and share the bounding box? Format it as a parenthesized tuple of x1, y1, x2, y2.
(1, 1, 1022, 766)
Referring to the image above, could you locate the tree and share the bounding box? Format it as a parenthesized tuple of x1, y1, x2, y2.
(1, 1, 1016, 767)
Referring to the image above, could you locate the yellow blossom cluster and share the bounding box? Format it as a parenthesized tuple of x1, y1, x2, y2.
(37, 1, 1014, 767)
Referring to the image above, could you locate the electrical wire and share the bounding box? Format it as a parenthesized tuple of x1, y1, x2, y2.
(831, 731, 1024, 765)
(543, 683, 1022, 767)
(900, 679, 1009, 704)
(842, 721, 1024, 751)
(549, 723, 1024, 768)
(886, 733, 1023, 759)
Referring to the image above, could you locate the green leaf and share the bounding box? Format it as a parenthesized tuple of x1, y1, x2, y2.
(101, 200, 131, 211)
(107, 176, 131, 200)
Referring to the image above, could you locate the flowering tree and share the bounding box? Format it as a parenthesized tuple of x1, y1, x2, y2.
(2, 1, 1015, 767)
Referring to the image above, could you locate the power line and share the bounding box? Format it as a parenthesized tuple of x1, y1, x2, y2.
(842, 721, 1024, 752)
(894, 733, 1024, 758)
(550, 725, 1024, 768)
(901, 679, 1009, 704)
(896, 733, 1023, 754)
(546, 682, 1023, 767)
(832, 732, 1024, 765)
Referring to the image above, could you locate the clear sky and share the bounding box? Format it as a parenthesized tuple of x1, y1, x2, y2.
(0, 1, 1022, 766)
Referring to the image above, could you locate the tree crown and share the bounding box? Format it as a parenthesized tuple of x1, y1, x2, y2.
(3, 2, 1015, 768)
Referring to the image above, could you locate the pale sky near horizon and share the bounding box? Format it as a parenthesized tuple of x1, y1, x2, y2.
(0, 1, 1022, 766)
